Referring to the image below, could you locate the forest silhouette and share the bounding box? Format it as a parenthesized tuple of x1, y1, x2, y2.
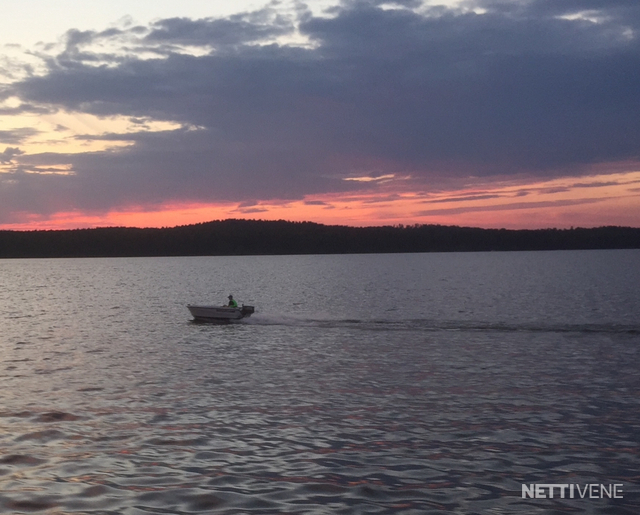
(1, 220, 639, 258)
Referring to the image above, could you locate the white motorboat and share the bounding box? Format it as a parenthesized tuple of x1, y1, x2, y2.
(187, 304, 255, 323)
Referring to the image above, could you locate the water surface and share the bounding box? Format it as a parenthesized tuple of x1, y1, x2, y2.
(0, 251, 638, 514)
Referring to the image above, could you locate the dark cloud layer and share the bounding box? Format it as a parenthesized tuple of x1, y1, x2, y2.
(2, 0, 640, 219)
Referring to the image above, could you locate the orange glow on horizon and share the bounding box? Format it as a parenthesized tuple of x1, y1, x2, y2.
(1, 171, 639, 231)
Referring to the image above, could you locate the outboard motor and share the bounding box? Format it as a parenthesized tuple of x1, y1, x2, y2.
(241, 305, 255, 317)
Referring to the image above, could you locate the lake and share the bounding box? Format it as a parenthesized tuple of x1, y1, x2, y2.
(0, 250, 639, 514)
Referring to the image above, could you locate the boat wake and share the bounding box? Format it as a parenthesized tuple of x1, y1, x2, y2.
(242, 313, 640, 335)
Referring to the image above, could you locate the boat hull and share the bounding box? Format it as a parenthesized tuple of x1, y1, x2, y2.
(187, 304, 255, 323)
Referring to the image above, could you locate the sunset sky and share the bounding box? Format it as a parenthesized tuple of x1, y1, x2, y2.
(1, 0, 639, 230)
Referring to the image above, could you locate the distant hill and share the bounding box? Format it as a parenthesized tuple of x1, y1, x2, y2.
(1, 219, 639, 258)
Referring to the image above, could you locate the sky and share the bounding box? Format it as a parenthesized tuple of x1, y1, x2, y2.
(1, 0, 639, 230)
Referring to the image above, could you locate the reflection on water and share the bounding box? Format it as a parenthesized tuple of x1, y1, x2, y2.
(0, 251, 639, 513)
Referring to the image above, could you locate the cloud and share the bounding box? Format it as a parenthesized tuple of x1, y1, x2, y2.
(0, 103, 54, 115)
(144, 9, 294, 48)
(416, 197, 606, 216)
(422, 194, 504, 204)
(2, 0, 640, 222)
(0, 128, 39, 145)
(1, 146, 24, 163)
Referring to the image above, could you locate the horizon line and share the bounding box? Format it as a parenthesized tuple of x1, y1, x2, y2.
(2, 218, 640, 233)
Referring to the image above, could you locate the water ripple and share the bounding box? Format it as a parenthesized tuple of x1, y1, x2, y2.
(0, 254, 639, 513)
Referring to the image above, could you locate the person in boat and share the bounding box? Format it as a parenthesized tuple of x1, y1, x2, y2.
(227, 295, 238, 308)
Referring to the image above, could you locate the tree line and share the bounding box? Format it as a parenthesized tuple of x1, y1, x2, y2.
(0, 219, 639, 258)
